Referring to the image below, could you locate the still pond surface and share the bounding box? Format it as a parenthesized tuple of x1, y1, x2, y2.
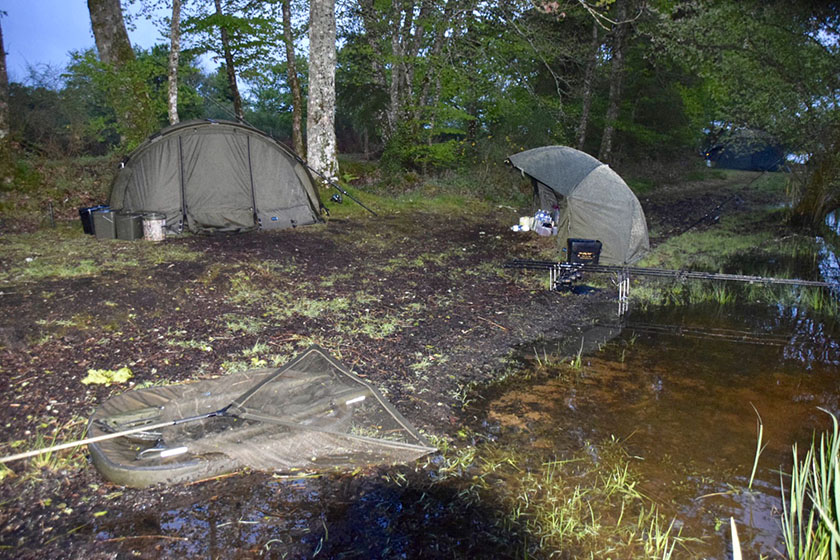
(500, 299, 840, 558)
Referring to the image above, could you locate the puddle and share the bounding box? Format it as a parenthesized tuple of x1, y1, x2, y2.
(486, 301, 840, 558)
(93, 469, 525, 558)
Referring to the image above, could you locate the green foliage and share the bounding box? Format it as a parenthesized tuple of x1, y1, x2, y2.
(9, 45, 206, 156)
(662, 2, 840, 224)
(781, 410, 840, 559)
(65, 50, 157, 151)
(182, 0, 280, 80)
(381, 121, 463, 171)
(247, 60, 308, 141)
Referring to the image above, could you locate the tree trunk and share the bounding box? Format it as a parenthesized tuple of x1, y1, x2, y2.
(87, 0, 135, 67)
(307, 0, 339, 183)
(88, 0, 157, 147)
(281, 0, 305, 157)
(598, 1, 629, 164)
(0, 18, 11, 180)
(412, 0, 455, 123)
(167, 0, 182, 125)
(386, 2, 405, 137)
(576, 20, 599, 151)
(214, 0, 244, 122)
(358, 0, 387, 89)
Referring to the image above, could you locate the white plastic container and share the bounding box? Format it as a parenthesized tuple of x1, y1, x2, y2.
(143, 213, 166, 242)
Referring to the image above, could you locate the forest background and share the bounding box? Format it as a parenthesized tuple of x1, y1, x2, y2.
(0, 0, 838, 229)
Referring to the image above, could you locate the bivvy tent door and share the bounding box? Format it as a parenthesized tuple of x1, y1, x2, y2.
(507, 146, 650, 265)
(87, 346, 436, 488)
(109, 120, 325, 233)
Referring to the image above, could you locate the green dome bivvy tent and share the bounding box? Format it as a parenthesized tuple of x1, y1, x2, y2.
(507, 146, 649, 265)
(109, 120, 325, 234)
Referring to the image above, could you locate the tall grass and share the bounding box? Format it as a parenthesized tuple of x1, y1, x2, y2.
(781, 409, 840, 559)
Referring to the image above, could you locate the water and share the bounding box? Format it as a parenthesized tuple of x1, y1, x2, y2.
(488, 300, 840, 557)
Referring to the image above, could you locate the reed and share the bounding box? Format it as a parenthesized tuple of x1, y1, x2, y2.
(1, 417, 88, 483)
(780, 409, 840, 559)
(748, 405, 766, 491)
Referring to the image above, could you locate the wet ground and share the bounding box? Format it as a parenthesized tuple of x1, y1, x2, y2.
(0, 206, 615, 558)
(1, 170, 837, 558)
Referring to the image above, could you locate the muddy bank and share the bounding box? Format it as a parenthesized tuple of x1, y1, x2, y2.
(0, 205, 617, 557)
(0, 169, 801, 557)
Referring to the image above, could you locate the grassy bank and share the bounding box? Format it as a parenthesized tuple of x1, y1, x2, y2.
(632, 170, 836, 314)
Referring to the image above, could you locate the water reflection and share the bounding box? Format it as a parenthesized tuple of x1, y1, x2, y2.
(490, 301, 840, 558)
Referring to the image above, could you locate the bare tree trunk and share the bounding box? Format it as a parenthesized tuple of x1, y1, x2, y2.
(358, 0, 387, 89)
(307, 0, 339, 183)
(412, 0, 455, 123)
(281, 0, 304, 157)
(0, 18, 11, 180)
(598, 1, 629, 164)
(576, 20, 599, 151)
(386, 2, 405, 136)
(167, 0, 182, 125)
(214, 0, 244, 122)
(87, 0, 135, 67)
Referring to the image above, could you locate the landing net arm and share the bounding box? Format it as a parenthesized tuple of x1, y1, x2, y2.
(0, 407, 232, 464)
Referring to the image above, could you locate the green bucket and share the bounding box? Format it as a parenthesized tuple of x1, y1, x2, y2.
(93, 209, 116, 240)
(115, 212, 144, 241)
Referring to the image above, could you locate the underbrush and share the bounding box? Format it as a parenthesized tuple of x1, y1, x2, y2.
(0, 155, 117, 233)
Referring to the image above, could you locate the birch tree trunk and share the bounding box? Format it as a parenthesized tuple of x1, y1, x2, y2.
(386, 3, 405, 137)
(307, 0, 339, 183)
(598, 1, 629, 164)
(214, 0, 244, 122)
(576, 20, 599, 151)
(281, 0, 305, 157)
(167, 0, 182, 125)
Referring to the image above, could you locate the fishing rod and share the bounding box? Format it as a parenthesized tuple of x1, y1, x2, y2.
(200, 95, 377, 216)
(505, 259, 834, 289)
(291, 153, 378, 217)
